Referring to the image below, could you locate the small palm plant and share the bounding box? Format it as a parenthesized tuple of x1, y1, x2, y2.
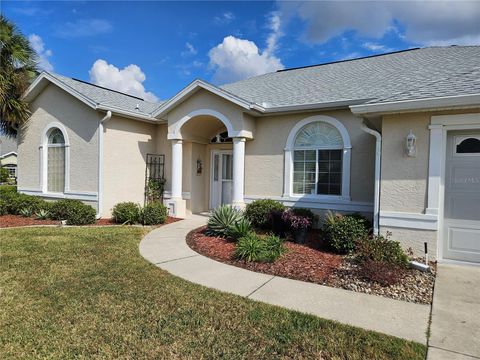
(19, 207, 32, 217)
(35, 209, 49, 220)
(206, 205, 241, 237)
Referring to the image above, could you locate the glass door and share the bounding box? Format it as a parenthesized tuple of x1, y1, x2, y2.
(211, 150, 233, 208)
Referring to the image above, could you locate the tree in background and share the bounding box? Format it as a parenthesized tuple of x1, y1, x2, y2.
(0, 15, 38, 137)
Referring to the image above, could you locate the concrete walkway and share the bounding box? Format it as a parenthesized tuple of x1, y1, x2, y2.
(139, 214, 431, 344)
(427, 263, 480, 359)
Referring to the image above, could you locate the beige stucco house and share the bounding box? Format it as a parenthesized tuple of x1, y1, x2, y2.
(17, 46, 480, 264)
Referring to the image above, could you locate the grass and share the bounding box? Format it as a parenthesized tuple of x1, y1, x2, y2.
(0, 227, 426, 359)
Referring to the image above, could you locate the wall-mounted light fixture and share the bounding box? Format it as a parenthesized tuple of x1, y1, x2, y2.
(196, 159, 203, 175)
(405, 129, 417, 157)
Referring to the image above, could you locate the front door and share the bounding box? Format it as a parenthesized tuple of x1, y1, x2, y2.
(210, 150, 233, 209)
(443, 131, 480, 263)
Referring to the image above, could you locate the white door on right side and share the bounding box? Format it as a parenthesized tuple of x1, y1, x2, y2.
(443, 131, 480, 263)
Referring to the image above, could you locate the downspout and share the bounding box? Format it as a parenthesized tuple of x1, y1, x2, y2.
(360, 121, 381, 235)
(97, 111, 112, 219)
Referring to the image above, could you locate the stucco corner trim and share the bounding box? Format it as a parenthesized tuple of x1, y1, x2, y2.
(379, 211, 438, 231)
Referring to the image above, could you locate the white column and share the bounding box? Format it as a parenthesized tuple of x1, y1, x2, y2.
(426, 124, 443, 216)
(232, 137, 246, 208)
(171, 139, 183, 199)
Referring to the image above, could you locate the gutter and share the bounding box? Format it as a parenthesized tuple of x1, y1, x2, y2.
(97, 110, 112, 219)
(350, 93, 480, 115)
(360, 121, 382, 235)
(250, 98, 372, 114)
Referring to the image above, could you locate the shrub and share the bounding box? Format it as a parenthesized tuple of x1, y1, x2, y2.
(3, 192, 46, 215)
(359, 260, 404, 286)
(245, 199, 285, 229)
(290, 207, 316, 225)
(112, 202, 141, 224)
(142, 202, 168, 225)
(356, 232, 409, 267)
(0, 168, 9, 183)
(35, 209, 50, 220)
(282, 210, 312, 230)
(227, 217, 252, 241)
(234, 233, 286, 263)
(323, 211, 369, 254)
(206, 205, 242, 237)
(0, 200, 7, 215)
(50, 199, 96, 225)
(0, 185, 16, 196)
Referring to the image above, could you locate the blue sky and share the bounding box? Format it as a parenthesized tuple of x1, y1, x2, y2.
(3, 1, 480, 102)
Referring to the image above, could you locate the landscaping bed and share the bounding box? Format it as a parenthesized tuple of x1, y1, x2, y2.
(0, 214, 181, 228)
(187, 226, 436, 305)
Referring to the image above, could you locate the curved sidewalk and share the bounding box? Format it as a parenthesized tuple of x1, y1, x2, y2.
(139, 214, 430, 344)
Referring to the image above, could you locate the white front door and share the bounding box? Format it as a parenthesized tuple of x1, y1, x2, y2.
(443, 131, 480, 263)
(210, 150, 233, 209)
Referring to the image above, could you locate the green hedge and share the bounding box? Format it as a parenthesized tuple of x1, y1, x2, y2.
(323, 211, 369, 254)
(50, 199, 96, 225)
(142, 202, 168, 225)
(112, 202, 142, 224)
(244, 199, 285, 229)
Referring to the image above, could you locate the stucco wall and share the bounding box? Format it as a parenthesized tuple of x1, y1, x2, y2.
(17, 83, 100, 194)
(244, 110, 376, 204)
(102, 116, 156, 216)
(380, 113, 430, 213)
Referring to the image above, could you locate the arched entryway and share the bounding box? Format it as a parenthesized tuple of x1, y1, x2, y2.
(167, 109, 247, 217)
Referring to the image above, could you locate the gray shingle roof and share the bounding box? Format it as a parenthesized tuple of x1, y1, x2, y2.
(47, 72, 163, 116)
(221, 46, 480, 108)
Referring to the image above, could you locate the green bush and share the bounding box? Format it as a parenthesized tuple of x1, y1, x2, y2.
(206, 205, 242, 237)
(112, 202, 141, 224)
(0, 168, 9, 183)
(356, 231, 409, 267)
(50, 199, 96, 225)
(323, 211, 369, 254)
(234, 233, 286, 263)
(142, 202, 168, 225)
(0, 185, 16, 196)
(245, 199, 285, 229)
(3, 192, 46, 215)
(226, 217, 252, 241)
(0, 200, 7, 215)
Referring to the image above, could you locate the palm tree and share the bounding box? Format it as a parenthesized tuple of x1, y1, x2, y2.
(0, 15, 38, 137)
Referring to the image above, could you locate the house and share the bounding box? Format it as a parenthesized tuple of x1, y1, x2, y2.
(0, 136, 17, 179)
(17, 46, 480, 263)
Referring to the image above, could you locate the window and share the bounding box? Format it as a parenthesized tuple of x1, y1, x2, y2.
(47, 128, 66, 192)
(285, 116, 351, 200)
(210, 131, 232, 143)
(3, 165, 16, 178)
(456, 136, 480, 154)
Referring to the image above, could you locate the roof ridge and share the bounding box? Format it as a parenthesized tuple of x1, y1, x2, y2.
(276, 47, 421, 73)
(71, 77, 146, 101)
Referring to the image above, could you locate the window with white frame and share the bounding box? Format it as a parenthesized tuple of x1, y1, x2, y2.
(285, 117, 351, 200)
(47, 128, 66, 192)
(3, 164, 17, 178)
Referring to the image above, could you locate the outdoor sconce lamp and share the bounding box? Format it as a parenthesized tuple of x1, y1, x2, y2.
(196, 159, 203, 175)
(405, 129, 417, 157)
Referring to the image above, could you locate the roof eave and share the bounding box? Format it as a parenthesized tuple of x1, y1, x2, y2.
(350, 94, 480, 115)
(256, 98, 373, 115)
(151, 79, 254, 118)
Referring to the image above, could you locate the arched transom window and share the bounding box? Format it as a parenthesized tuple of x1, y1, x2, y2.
(47, 128, 66, 192)
(285, 115, 351, 199)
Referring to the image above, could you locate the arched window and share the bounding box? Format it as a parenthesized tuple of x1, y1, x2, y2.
(284, 115, 351, 200)
(46, 127, 66, 193)
(210, 131, 232, 143)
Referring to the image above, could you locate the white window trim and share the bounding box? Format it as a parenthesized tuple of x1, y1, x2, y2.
(284, 115, 351, 201)
(40, 122, 70, 194)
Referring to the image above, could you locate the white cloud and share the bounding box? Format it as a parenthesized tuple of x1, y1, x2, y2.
(89, 59, 158, 102)
(55, 19, 112, 38)
(278, 1, 480, 45)
(181, 42, 197, 57)
(208, 36, 284, 84)
(28, 34, 53, 71)
(214, 11, 235, 24)
(208, 13, 284, 84)
(362, 42, 394, 52)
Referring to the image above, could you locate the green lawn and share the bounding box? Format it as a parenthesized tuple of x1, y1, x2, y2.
(0, 227, 426, 359)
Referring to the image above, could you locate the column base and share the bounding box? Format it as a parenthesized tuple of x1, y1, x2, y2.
(164, 198, 187, 218)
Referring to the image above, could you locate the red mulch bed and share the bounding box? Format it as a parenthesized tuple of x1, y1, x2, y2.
(187, 226, 343, 284)
(0, 215, 181, 228)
